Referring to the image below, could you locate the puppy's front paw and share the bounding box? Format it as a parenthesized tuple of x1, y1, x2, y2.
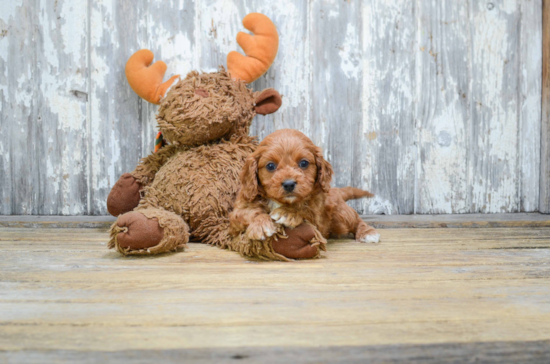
(270, 208, 303, 229)
(358, 232, 380, 244)
(246, 218, 277, 241)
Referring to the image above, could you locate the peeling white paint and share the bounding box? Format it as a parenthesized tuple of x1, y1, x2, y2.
(200, 0, 240, 57)
(340, 23, 360, 80)
(39, 0, 87, 132)
(271, 1, 310, 110)
(0, 1, 19, 23)
(365, 195, 393, 215)
(14, 73, 32, 107)
(46, 157, 59, 195)
(469, 0, 520, 212)
(0, 19, 10, 66)
(499, 0, 518, 15)
(90, 3, 113, 90)
(361, 0, 415, 214)
(59, 1, 86, 64)
(151, 26, 194, 77)
(39, 10, 60, 70)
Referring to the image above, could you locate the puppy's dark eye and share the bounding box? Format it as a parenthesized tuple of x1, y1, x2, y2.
(266, 162, 277, 171)
(299, 159, 309, 169)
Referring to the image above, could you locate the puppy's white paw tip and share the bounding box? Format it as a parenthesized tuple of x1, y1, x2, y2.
(361, 233, 380, 243)
(276, 216, 287, 225)
(270, 212, 280, 221)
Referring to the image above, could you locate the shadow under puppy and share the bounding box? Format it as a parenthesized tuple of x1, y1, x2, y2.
(230, 129, 380, 258)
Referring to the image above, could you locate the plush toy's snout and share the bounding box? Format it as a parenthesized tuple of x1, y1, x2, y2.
(195, 89, 209, 98)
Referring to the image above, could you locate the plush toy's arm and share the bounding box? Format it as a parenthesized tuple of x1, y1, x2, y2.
(131, 144, 178, 186)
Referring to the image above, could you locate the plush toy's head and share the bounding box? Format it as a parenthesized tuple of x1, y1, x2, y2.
(125, 13, 282, 147)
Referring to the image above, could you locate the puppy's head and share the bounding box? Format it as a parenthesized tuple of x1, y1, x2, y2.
(240, 129, 333, 204)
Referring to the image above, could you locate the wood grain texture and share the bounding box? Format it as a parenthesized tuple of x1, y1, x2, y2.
(520, 0, 542, 212)
(470, 0, 521, 213)
(542, 0, 550, 213)
(0, 0, 544, 215)
(362, 0, 416, 215)
(310, 1, 364, 213)
(2, 341, 550, 363)
(1, 227, 550, 356)
(0, 1, 35, 215)
(37, 0, 89, 215)
(415, 0, 471, 214)
(1, 0, 89, 215)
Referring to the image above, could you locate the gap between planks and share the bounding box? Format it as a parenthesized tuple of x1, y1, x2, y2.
(0, 213, 548, 229)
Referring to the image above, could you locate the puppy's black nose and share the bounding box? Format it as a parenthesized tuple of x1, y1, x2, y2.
(282, 180, 296, 192)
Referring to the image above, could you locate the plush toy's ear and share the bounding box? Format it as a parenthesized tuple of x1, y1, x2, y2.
(227, 13, 279, 83)
(313, 146, 333, 193)
(125, 49, 180, 105)
(255, 88, 282, 115)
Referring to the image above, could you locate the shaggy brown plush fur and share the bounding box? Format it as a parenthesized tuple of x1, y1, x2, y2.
(230, 129, 380, 244)
(107, 69, 320, 260)
(136, 135, 256, 246)
(156, 69, 256, 147)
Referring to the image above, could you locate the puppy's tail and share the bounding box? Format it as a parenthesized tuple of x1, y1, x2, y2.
(337, 187, 375, 201)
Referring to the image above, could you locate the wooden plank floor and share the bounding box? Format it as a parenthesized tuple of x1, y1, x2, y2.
(1, 227, 550, 363)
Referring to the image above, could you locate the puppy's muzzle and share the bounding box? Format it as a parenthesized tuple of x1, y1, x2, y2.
(282, 179, 297, 193)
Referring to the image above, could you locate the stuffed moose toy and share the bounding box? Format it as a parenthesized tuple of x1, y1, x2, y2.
(107, 13, 325, 260)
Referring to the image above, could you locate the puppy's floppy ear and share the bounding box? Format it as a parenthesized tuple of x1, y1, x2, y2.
(313, 146, 333, 193)
(239, 154, 260, 202)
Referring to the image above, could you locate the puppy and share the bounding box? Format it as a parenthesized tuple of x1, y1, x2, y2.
(230, 129, 380, 244)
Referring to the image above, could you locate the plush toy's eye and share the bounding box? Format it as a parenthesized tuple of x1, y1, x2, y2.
(266, 162, 277, 171)
(299, 159, 309, 169)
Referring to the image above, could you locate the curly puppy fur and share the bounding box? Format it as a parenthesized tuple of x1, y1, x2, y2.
(108, 68, 285, 257)
(230, 129, 380, 243)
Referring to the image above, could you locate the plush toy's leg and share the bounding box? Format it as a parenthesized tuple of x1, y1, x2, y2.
(107, 173, 142, 216)
(108, 208, 189, 255)
(229, 223, 326, 261)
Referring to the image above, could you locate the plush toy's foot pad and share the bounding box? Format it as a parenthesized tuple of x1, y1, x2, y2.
(272, 223, 320, 260)
(109, 208, 189, 255)
(115, 211, 164, 251)
(107, 173, 142, 216)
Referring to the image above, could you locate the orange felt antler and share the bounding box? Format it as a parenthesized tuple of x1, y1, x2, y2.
(227, 13, 279, 83)
(125, 49, 179, 104)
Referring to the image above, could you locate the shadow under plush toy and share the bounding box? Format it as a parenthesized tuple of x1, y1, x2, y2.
(107, 13, 323, 260)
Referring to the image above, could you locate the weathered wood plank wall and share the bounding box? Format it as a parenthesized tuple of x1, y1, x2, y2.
(542, 0, 550, 213)
(0, 0, 543, 215)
